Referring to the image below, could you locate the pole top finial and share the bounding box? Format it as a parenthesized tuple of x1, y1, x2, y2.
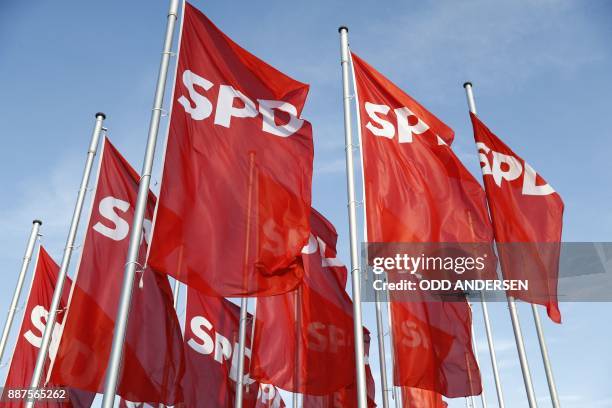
(95, 112, 107, 120)
(33, 219, 42, 225)
(338, 26, 348, 33)
(463, 82, 473, 89)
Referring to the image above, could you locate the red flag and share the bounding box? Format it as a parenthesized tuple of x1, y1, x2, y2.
(118, 395, 286, 408)
(251, 210, 357, 395)
(183, 287, 284, 408)
(1, 247, 95, 408)
(48, 138, 184, 405)
(401, 387, 447, 408)
(301, 331, 376, 408)
(148, 2, 313, 297)
(469, 113, 564, 322)
(390, 300, 481, 398)
(351, 53, 489, 397)
(351, 53, 493, 243)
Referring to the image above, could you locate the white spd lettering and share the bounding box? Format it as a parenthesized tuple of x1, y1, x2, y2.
(258, 383, 283, 408)
(258, 100, 304, 137)
(93, 197, 130, 241)
(302, 233, 346, 354)
(214, 85, 258, 128)
(187, 316, 215, 356)
(301, 234, 343, 268)
(364, 102, 430, 143)
(178, 69, 304, 137)
(400, 320, 430, 350)
(92, 196, 153, 243)
(23, 305, 63, 360)
(307, 322, 347, 353)
(178, 69, 213, 120)
(187, 315, 254, 385)
(477, 142, 555, 196)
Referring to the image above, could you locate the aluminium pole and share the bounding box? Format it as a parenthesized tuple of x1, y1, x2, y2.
(384, 297, 401, 408)
(234, 150, 256, 408)
(173, 246, 184, 309)
(0, 220, 42, 363)
(468, 303, 487, 408)
(463, 81, 536, 407)
(26, 113, 106, 408)
(531, 304, 561, 407)
(374, 291, 390, 408)
(247, 298, 258, 402)
(234, 297, 249, 407)
(100, 1, 181, 407)
(292, 289, 299, 408)
(480, 291, 505, 407)
(338, 26, 368, 408)
(348, 49, 390, 408)
(506, 297, 538, 407)
(172, 279, 180, 309)
(292, 286, 302, 408)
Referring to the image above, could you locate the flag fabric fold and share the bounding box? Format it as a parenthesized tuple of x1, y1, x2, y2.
(301, 331, 377, 408)
(389, 299, 480, 397)
(250, 210, 358, 395)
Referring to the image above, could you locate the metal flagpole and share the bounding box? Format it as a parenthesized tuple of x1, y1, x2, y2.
(507, 297, 538, 407)
(463, 81, 538, 407)
(469, 303, 487, 408)
(292, 285, 302, 408)
(26, 113, 106, 407)
(292, 287, 299, 408)
(531, 304, 561, 407)
(464, 82, 538, 407)
(172, 279, 180, 309)
(173, 246, 184, 309)
(235, 297, 249, 407)
(338, 26, 368, 408)
(100, 1, 181, 407)
(374, 291, 390, 408)
(347, 48, 389, 408)
(247, 298, 258, 402)
(234, 149, 256, 408)
(480, 291, 505, 407)
(384, 297, 401, 408)
(0, 220, 42, 363)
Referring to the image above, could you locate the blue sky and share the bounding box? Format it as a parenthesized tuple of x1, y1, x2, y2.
(1, 0, 611, 407)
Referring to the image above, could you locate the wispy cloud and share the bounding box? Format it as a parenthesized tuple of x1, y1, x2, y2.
(476, 337, 517, 355)
(314, 158, 347, 175)
(353, 0, 606, 102)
